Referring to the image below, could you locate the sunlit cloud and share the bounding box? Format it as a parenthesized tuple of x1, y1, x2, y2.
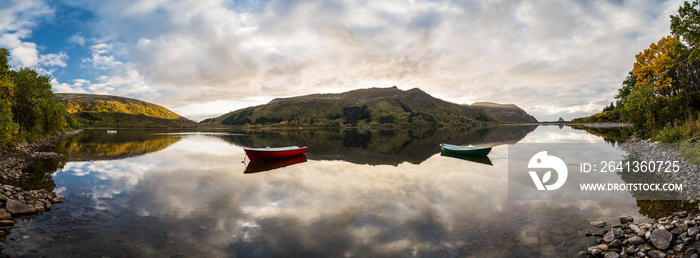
(1, 0, 687, 121)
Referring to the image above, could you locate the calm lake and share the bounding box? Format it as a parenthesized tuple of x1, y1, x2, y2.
(0, 126, 691, 257)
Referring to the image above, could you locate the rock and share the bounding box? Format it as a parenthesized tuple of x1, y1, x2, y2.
(0, 220, 13, 226)
(588, 246, 603, 256)
(590, 220, 606, 228)
(0, 209, 11, 220)
(674, 211, 689, 218)
(603, 231, 615, 242)
(650, 229, 673, 250)
(597, 244, 609, 251)
(609, 239, 622, 248)
(627, 235, 646, 245)
(5, 199, 36, 215)
(620, 216, 634, 224)
(593, 230, 608, 237)
(629, 224, 643, 235)
(647, 249, 667, 258)
(603, 251, 619, 258)
(689, 227, 700, 237)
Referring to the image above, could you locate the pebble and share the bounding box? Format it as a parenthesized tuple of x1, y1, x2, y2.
(581, 211, 700, 257)
(590, 220, 606, 228)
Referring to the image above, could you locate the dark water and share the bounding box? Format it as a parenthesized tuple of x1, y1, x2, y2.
(0, 126, 690, 257)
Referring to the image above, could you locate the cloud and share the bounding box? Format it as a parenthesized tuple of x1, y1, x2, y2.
(0, 0, 68, 74)
(45, 0, 686, 120)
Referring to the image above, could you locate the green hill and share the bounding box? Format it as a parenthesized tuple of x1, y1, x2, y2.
(469, 102, 538, 123)
(202, 86, 499, 127)
(55, 93, 196, 128)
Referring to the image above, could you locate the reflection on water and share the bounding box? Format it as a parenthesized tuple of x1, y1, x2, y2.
(220, 126, 536, 166)
(54, 129, 182, 161)
(245, 155, 308, 173)
(0, 126, 693, 257)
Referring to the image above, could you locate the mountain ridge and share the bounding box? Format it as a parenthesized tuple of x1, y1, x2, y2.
(55, 93, 196, 128)
(469, 102, 538, 123)
(203, 86, 536, 127)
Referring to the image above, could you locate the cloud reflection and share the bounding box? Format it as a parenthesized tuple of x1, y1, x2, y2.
(47, 131, 649, 256)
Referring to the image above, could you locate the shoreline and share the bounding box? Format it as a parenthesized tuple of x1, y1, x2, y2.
(0, 129, 82, 222)
(580, 136, 700, 257)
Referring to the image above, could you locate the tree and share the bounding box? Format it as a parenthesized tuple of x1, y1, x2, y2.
(0, 76, 18, 147)
(0, 49, 18, 147)
(671, 0, 700, 62)
(671, 1, 700, 108)
(632, 36, 682, 96)
(11, 68, 63, 138)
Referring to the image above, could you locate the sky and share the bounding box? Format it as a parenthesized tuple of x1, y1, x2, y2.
(0, 0, 686, 122)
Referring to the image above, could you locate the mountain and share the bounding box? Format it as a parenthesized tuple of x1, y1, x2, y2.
(55, 93, 196, 128)
(202, 86, 496, 127)
(468, 102, 538, 123)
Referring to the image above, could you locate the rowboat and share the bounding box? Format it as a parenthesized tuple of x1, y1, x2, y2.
(106, 130, 117, 134)
(440, 151, 493, 165)
(243, 146, 308, 161)
(439, 143, 491, 156)
(245, 155, 308, 173)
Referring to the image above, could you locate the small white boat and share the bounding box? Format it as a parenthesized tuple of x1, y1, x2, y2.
(106, 130, 117, 134)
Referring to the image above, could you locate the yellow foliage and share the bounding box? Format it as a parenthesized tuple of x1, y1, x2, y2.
(633, 36, 681, 92)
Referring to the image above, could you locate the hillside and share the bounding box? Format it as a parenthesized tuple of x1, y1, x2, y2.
(469, 102, 538, 123)
(202, 86, 498, 127)
(55, 93, 196, 128)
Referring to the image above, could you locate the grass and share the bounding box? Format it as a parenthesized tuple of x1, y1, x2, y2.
(652, 115, 700, 143)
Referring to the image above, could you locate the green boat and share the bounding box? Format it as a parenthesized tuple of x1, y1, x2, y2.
(440, 151, 493, 165)
(439, 143, 492, 156)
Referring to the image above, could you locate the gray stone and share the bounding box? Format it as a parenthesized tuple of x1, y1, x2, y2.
(588, 246, 603, 256)
(650, 229, 673, 250)
(689, 227, 700, 237)
(603, 251, 620, 258)
(5, 199, 36, 215)
(674, 211, 689, 218)
(609, 239, 622, 248)
(629, 224, 643, 235)
(590, 220, 606, 228)
(627, 235, 646, 245)
(597, 244, 609, 252)
(604, 231, 615, 242)
(620, 216, 634, 224)
(647, 249, 667, 258)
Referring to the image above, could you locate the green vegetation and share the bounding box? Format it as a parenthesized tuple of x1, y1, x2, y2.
(55, 93, 197, 128)
(0, 48, 81, 148)
(203, 86, 496, 127)
(573, 1, 700, 142)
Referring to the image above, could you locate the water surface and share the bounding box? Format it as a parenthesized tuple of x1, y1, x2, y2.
(0, 126, 682, 257)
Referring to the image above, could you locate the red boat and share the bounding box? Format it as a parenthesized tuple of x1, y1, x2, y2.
(244, 155, 308, 173)
(243, 146, 308, 161)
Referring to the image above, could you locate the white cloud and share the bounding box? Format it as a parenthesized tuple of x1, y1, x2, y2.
(0, 0, 68, 74)
(68, 34, 86, 46)
(49, 0, 687, 121)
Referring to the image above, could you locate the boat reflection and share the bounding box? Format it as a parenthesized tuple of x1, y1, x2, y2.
(244, 155, 308, 173)
(440, 151, 493, 166)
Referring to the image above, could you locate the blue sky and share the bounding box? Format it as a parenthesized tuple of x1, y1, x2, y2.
(0, 0, 686, 121)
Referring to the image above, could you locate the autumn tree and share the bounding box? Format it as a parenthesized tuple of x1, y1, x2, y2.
(632, 36, 682, 96)
(0, 49, 18, 147)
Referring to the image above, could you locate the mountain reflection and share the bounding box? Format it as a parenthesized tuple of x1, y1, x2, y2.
(219, 126, 536, 166)
(54, 129, 182, 161)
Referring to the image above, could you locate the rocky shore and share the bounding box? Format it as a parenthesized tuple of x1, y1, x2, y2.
(0, 130, 81, 221)
(620, 136, 700, 200)
(0, 130, 81, 180)
(582, 211, 700, 257)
